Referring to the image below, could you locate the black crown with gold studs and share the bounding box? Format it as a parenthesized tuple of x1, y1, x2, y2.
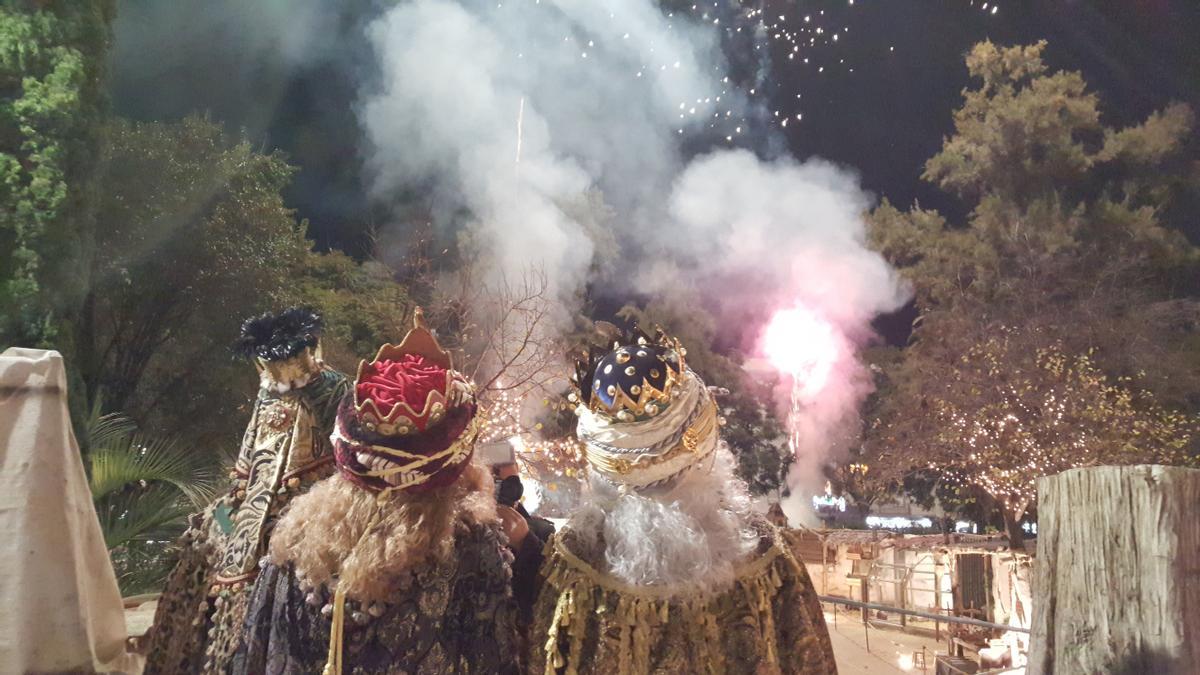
(569, 326, 687, 423)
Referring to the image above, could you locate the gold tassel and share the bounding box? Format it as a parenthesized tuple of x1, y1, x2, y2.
(762, 582, 778, 666)
(542, 561, 596, 675)
(323, 585, 346, 675)
(566, 580, 590, 675)
(544, 578, 572, 674)
(634, 599, 653, 674)
(704, 603, 724, 674)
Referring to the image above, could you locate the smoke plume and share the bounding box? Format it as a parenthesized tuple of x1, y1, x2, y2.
(358, 0, 733, 307)
(663, 151, 909, 522)
(357, 0, 908, 516)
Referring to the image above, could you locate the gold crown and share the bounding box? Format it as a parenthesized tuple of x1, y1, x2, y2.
(353, 308, 461, 436)
(378, 306, 452, 369)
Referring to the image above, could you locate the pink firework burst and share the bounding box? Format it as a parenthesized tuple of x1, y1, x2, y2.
(762, 305, 839, 400)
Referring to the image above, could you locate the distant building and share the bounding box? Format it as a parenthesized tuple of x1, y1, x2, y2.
(787, 528, 1032, 669)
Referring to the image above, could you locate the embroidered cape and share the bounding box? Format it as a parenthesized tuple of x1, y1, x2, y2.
(144, 368, 349, 675)
(229, 520, 522, 675)
(530, 523, 837, 675)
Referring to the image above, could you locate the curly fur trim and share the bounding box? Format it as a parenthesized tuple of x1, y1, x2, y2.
(569, 447, 760, 590)
(268, 463, 497, 603)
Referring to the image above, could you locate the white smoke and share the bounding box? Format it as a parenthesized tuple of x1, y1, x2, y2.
(359, 0, 730, 313)
(663, 151, 909, 523)
(667, 151, 906, 332)
(358, 0, 908, 521)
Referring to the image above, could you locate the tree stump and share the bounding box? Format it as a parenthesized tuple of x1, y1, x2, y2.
(1029, 465, 1200, 674)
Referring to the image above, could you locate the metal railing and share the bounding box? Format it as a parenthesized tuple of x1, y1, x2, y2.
(818, 594, 1028, 670)
(818, 595, 1030, 633)
(866, 555, 953, 631)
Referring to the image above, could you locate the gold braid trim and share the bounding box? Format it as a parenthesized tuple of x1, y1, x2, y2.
(741, 561, 782, 667)
(540, 531, 791, 675)
(279, 455, 335, 483)
(582, 400, 718, 478)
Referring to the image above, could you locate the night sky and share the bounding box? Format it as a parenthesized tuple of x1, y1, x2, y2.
(111, 1, 1200, 253)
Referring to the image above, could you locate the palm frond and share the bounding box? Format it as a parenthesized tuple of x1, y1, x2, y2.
(87, 413, 139, 452)
(94, 483, 194, 550)
(89, 433, 217, 506)
(79, 395, 137, 456)
(110, 540, 180, 596)
(84, 404, 223, 595)
(92, 482, 189, 552)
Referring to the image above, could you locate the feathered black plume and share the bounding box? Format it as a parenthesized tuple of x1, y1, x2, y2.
(232, 307, 323, 361)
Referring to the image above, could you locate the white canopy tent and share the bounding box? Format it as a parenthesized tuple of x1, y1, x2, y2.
(0, 348, 141, 674)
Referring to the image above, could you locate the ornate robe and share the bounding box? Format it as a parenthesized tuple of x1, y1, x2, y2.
(530, 521, 837, 675)
(144, 368, 349, 675)
(229, 520, 522, 675)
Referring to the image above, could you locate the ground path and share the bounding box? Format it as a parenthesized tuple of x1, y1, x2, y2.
(826, 606, 948, 674)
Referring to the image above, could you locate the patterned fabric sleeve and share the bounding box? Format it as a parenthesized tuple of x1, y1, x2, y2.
(303, 368, 351, 435)
(445, 522, 523, 675)
(775, 534, 838, 674)
(144, 513, 216, 675)
(227, 561, 274, 675)
(228, 561, 328, 675)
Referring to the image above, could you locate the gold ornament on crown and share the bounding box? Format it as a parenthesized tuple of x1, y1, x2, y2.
(573, 331, 688, 422)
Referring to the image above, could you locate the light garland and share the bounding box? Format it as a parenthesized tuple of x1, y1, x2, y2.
(812, 479, 847, 513)
(909, 341, 1200, 523)
(866, 516, 933, 530)
(477, 388, 588, 485)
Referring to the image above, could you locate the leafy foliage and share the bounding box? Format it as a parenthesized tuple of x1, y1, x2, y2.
(67, 115, 415, 459)
(0, 0, 115, 348)
(287, 250, 414, 373)
(858, 41, 1200, 538)
(77, 116, 314, 449)
(81, 401, 216, 594)
(919, 331, 1197, 527)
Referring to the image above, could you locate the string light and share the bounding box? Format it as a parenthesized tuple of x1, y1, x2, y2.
(908, 341, 1198, 520)
(477, 389, 588, 484)
(867, 516, 933, 529)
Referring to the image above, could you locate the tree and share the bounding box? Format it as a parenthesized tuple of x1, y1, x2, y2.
(924, 41, 1197, 217)
(920, 330, 1197, 544)
(859, 41, 1200, 539)
(79, 116, 313, 449)
(870, 42, 1200, 404)
(0, 0, 115, 349)
(287, 250, 414, 373)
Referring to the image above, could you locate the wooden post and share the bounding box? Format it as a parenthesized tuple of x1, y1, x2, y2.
(1029, 465, 1200, 674)
(821, 532, 828, 596)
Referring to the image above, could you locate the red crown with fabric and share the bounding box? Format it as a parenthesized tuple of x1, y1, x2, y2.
(332, 308, 479, 494)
